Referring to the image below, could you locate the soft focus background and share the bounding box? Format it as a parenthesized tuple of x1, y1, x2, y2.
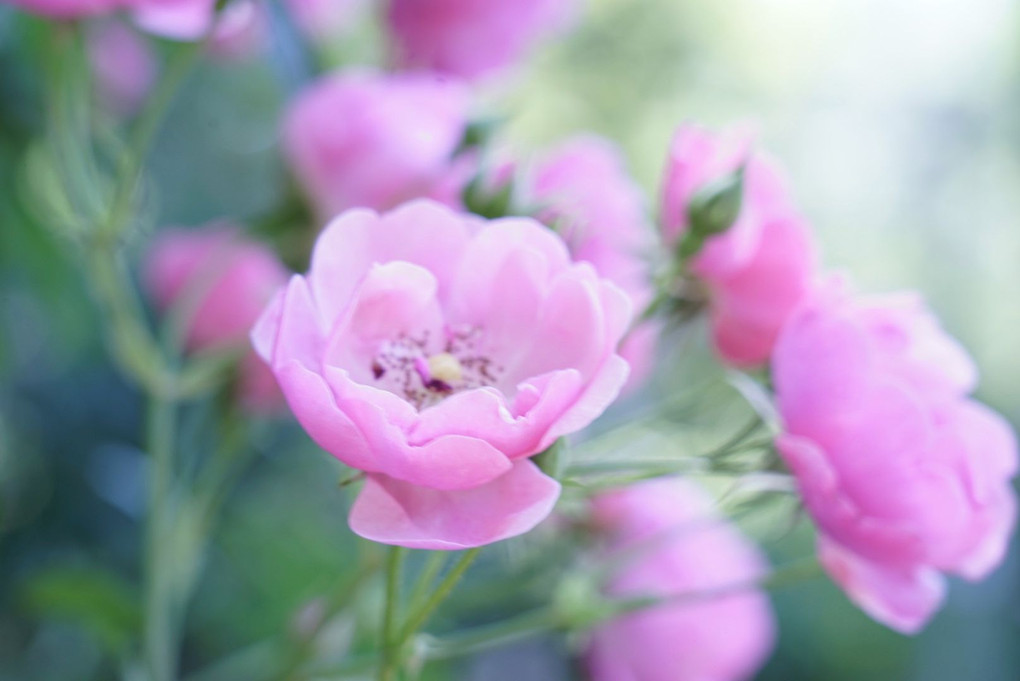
(2, 0, 1019, 679)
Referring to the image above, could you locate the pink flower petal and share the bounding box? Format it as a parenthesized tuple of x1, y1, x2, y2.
(349, 461, 560, 549)
(133, 0, 217, 40)
(385, 0, 576, 82)
(710, 213, 816, 367)
(509, 270, 608, 383)
(283, 72, 470, 218)
(819, 535, 945, 635)
(275, 360, 379, 473)
(324, 366, 513, 490)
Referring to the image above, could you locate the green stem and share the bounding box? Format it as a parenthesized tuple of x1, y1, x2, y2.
(422, 607, 558, 662)
(396, 548, 480, 645)
(613, 556, 823, 617)
(86, 242, 174, 395)
(104, 38, 206, 240)
(190, 408, 253, 528)
(405, 552, 449, 618)
(85, 229, 237, 400)
(566, 457, 713, 476)
(378, 547, 407, 681)
(144, 393, 180, 681)
(565, 416, 769, 484)
(700, 416, 765, 460)
(280, 562, 381, 681)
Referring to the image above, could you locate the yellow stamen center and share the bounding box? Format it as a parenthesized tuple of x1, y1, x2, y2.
(427, 352, 463, 384)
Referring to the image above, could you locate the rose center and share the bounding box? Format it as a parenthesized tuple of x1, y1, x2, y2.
(369, 324, 504, 409)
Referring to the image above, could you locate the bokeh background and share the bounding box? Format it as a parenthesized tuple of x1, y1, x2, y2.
(1, 0, 1019, 679)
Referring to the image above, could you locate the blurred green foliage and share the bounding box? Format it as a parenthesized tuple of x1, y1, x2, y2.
(1, 0, 1018, 680)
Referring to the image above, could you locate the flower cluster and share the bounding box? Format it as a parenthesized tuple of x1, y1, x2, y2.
(15, 0, 1015, 678)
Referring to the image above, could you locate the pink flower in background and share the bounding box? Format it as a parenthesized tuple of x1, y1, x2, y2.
(208, 0, 268, 60)
(131, 0, 217, 39)
(530, 136, 657, 392)
(7, 0, 220, 39)
(773, 282, 1018, 632)
(252, 200, 631, 549)
(140, 0, 265, 54)
(660, 124, 817, 367)
(385, 0, 575, 82)
(285, 0, 366, 42)
(87, 20, 157, 117)
(145, 224, 290, 412)
(587, 477, 776, 681)
(5, 0, 118, 19)
(283, 71, 471, 221)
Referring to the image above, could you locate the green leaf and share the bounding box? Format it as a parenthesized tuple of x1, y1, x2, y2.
(19, 565, 142, 654)
(533, 438, 569, 480)
(676, 164, 746, 261)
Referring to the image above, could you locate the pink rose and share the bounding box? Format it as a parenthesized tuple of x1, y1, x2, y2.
(660, 124, 817, 367)
(530, 136, 657, 391)
(385, 0, 574, 82)
(87, 20, 157, 117)
(251, 200, 631, 549)
(145, 224, 290, 412)
(587, 478, 776, 681)
(773, 282, 1018, 632)
(283, 71, 471, 221)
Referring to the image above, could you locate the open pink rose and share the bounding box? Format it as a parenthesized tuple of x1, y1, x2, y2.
(283, 71, 471, 221)
(773, 282, 1018, 632)
(145, 224, 290, 412)
(660, 124, 817, 367)
(531, 136, 657, 392)
(587, 478, 775, 681)
(385, 0, 574, 82)
(251, 200, 631, 549)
